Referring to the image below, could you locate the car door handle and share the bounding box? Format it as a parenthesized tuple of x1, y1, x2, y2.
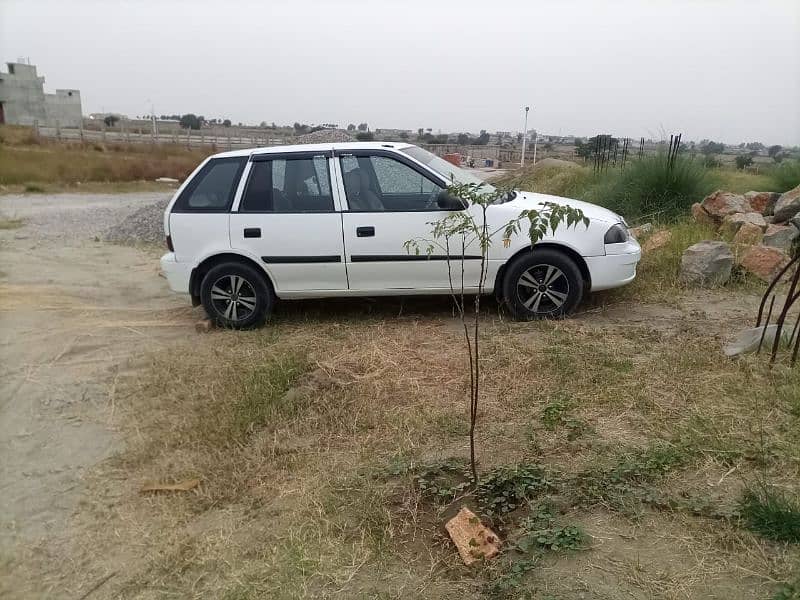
(243, 227, 261, 238)
(356, 226, 375, 237)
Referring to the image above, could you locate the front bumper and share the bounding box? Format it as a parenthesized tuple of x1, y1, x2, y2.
(585, 243, 642, 291)
(160, 252, 192, 294)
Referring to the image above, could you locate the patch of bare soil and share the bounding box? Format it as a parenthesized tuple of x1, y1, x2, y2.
(0, 194, 199, 598)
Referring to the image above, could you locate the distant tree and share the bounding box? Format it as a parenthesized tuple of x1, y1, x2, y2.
(347, 123, 356, 131)
(745, 142, 765, 152)
(472, 130, 490, 145)
(399, 131, 409, 139)
(701, 140, 725, 155)
(735, 154, 754, 170)
(417, 128, 424, 137)
(457, 133, 470, 145)
(259, 121, 268, 128)
(270, 122, 277, 129)
(293, 122, 309, 134)
(516, 133, 523, 143)
(768, 145, 784, 162)
(222, 119, 232, 127)
(543, 142, 554, 151)
(573, 137, 584, 146)
(355, 131, 374, 141)
(357, 123, 369, 132)
(179, 114, 201, 130)
(103, 115, 119, 128)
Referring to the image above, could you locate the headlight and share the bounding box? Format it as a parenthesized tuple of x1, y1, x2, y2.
(604, 223, 629, 244)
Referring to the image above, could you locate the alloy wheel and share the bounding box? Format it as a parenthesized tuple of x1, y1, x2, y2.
(516, 264, 570, 314)
(210, 275, 257, 322)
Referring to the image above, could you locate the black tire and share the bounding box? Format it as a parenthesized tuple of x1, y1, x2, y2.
(502, 249, 584, 320)
(200, 262, 273, 329)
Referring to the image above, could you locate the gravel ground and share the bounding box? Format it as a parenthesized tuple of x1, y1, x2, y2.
(0, 192, 171, 243)
(105, 197, 170, 244)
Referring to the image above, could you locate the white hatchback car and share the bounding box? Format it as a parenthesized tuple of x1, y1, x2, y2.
(161, 142, 640, 328)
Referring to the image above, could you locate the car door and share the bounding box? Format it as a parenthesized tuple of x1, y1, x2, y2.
(229, 151, 348, 293)
(335, 149, 484, 291)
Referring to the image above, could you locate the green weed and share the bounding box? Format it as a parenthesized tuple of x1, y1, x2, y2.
(740, 487, 800, 543)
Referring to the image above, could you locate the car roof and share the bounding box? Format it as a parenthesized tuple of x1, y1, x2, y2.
(210, 141, 416, 160)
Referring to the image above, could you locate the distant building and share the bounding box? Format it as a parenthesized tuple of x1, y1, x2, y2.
(0, 62, 82, 127)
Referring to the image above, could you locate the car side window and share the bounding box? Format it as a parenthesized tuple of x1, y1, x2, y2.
(173, 157, 246, 212)
(340, 154, 443, 212)
(240, 156, 334, 212)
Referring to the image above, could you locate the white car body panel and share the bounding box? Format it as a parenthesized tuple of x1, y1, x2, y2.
(160, 142, 641, 304)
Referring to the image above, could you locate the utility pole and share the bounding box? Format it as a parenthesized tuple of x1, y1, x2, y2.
(520, 106, 530, 167)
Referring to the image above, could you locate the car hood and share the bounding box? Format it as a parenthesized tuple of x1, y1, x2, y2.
(504, 191, 624, 225)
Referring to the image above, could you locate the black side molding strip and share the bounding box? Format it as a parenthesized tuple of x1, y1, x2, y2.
(351, 254, 482, 262)
(262, 255, 341, 264)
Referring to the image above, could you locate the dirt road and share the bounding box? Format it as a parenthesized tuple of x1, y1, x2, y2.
(0, 193, 198, 596)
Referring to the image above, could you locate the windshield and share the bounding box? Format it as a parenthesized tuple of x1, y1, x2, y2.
(401, 146, 496, 194)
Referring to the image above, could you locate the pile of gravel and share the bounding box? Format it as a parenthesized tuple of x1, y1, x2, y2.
(294, 128, 355, 144)
(105, 197, 170, 244)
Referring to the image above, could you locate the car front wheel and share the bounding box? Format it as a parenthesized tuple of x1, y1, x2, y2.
(200, 262, 273, 329)
(502, 249, 584, 320)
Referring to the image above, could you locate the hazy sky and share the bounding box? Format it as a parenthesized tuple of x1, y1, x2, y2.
(2, 0, 799, 145)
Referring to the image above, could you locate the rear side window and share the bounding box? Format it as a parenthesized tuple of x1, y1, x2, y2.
(240, 156, 333, 212)
(172, 157, 246, 212)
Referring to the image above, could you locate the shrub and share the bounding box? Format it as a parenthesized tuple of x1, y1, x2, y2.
(739, 487, 800, 543)
(595, 153, 713, 221)
(771, 160, 800, 192)
(735, 154, 754, 170)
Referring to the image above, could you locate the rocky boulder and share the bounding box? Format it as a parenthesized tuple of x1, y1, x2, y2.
(691, 203, 716, 227)
(739, 245, 790, 282)
(701, 191, 750, 219)
(732, 222, 764, 246)
(762, 224, 799, 251)
(721, 211, 767, 234)
(744, 191, 780, 215)
(641, 229, 672, 253)
(773, 184, 800, 223)
(679, 241, 734, 286)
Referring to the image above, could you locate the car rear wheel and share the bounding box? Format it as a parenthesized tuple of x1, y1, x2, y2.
(502, 249, 584, 320)
(200, 262, 273, 329)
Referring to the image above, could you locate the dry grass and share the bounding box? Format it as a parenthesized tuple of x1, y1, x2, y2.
(0, 124, 212, 188)
(42, 283, 798, 599)
(0, 216, 24, 229)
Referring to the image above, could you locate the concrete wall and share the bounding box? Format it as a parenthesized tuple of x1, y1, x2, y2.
(45, 89, 82, 128)
(0, 63, 47, 125)
(0, 62, 82, 127)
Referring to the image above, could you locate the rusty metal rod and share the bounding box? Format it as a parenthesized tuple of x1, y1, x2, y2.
(757, 295, 776, 355)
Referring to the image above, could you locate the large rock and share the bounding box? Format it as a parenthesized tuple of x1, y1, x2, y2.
(679, 241, 734, 286)
(762, 224, 799, 251)
(739, 245, 790, 282)
(641, 229, 672, 252)
(701, 191, 750, 219)
(721, 211, 767, 234)
(773, 185, 800, 223)
(745, 191, 780, 215)
(733, 222, 764, 246)
(691, 203, 716, 227)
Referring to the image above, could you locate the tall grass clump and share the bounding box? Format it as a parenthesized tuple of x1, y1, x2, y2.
(771, 160, 800, 192)
(740, 487, 800, 543)
(597, 153, 713, 221)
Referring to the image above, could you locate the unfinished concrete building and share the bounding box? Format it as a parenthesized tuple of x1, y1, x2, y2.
(0, 62, 82, 127)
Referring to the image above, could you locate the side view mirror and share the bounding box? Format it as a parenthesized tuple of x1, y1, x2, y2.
(437, 190, 467, 211)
